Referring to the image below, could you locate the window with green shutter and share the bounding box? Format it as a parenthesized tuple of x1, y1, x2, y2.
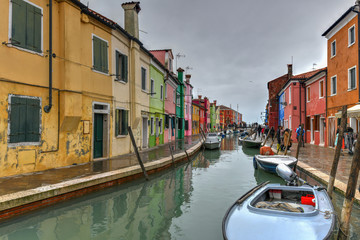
(115, 51, 128, 82)
(93, 35, 108, 73)
(11, 0, 42, 53)
(9, 95, 41, 144)
(115, 109, 128, 136)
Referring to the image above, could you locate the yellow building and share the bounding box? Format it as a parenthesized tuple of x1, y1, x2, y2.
(192, 103, 200, 135)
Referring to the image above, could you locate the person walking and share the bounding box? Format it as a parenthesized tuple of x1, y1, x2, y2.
(296, 125, 305, 147)
(257, 125, 262, 138)
(276, 126, 282, 152)
(345, 126, 354, 155)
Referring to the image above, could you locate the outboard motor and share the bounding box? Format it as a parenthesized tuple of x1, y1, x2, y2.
(276, 164, 298, 186)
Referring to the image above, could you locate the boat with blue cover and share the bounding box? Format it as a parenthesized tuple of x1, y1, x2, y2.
(222, 164, 335, 240)
(253, 155, 298, 173)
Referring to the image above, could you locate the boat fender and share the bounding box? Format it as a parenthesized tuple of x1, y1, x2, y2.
(253, 157, 258, 169)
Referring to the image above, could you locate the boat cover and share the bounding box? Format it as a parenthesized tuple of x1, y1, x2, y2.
(255, 201, 304, 213)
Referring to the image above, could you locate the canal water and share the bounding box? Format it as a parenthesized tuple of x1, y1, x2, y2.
(0, 136, 359, 240)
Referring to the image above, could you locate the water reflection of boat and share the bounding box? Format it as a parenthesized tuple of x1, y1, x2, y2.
(223, 164, 336, 240)
(203, 149, 221, 160)
(253, 168, 283, 185)
(241, 146, 260, 156)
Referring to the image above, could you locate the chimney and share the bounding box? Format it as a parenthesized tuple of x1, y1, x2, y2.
(198, 95, 202, 99)
(287, 64, 293, 80)
(122, 2, 141, 39)
(185, 74, 191, 83)
(177, 68, 184, 83)
(214, 100, 217, 106)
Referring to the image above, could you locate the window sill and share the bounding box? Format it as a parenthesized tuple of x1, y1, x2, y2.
(8, 142, 41, 148)
(115, 135, 128, 139)
(6, 44, 44, 57)
(92, 69, 109, 76)
(347, 88, 357, 92)
(141, 89, 149, 94)
(348, 42, 355, 48)
(115, 79, 128, 84)
(330, 93, 337, 96)
(330, 55, 336, 59)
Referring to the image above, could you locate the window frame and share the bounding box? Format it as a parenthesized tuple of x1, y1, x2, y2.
(141, 67, 147, 91)
(92, 34, 109, 75)
(9, 0, 44, 54)
(150, 79, 155, 97)
(348, 66, 357, 91)
(114, 49, 128, 83)
(289, 86, 291, 104)
(319, 80, 324, 99)
(150, 117, 154, 135)
(160, 118, 163, 134)
(8, 94, 42, 146)
(306, 86, 311, 102)
(160, 84, 164, 100)
(331, 40, 336, 58)
(164, 83, 167, 99)
(348, 25, 356, 47)
(115, 108, 129, 137)
(331, 75, 337, 96)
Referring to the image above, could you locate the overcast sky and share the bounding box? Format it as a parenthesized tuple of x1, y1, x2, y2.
(83, 0, 352, 123)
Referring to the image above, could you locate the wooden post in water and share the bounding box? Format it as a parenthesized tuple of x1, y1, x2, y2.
(327, 106, 347, 198)
(128, 126, 149, 181)
(270, 129, 278, 149)
(337, 129, 360, 240)
(261, 127, 272, 147)
(185, 149, 191, 161)
(169, 144, 175, 166)
(284, 130, 292, 156)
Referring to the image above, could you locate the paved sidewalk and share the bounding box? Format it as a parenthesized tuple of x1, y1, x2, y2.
(0, 135, 202, 197)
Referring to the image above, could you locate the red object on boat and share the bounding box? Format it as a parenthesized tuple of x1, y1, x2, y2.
(260, 146, 274, 155)
(301, 194, 315, 206)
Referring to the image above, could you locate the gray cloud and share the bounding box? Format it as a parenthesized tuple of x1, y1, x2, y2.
(84, 0, 352, 123)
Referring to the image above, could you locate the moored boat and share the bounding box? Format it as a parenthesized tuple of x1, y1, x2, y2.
(253, 155, 298, 173)
(222, 164, 335, 240)
(204, 133, 222, 149)
(242, 139, 262, 148)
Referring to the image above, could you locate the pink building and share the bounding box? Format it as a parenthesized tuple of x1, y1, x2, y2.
(278, 68, 326, 143)
(184, 75, 193, 136)
(305, 68, 327, 146)
(150, 49, 179, 143)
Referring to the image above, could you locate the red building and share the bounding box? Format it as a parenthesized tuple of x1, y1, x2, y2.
(267, 65, 292, 129)
(193, 95, 211, 132)
(219, 105, 234, 127)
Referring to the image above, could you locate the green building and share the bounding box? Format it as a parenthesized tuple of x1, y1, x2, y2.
(210, 102, 216, 132)
(176, 68, 185, 139)
(149, 60, 165, 147)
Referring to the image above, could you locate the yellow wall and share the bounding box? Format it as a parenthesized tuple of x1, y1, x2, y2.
(0, 0, 114, 177)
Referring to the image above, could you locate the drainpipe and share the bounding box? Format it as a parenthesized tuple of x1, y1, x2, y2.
(303, 81, 307, 141)
(44, 0, 53, 113)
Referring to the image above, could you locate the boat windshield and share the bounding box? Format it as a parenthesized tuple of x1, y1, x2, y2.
(208, 133, 217, 137)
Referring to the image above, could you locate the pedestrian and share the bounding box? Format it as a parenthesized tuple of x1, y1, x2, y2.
(276, 126, 282, 152)
(257, 125, 262, 138)
(345, 126, 354, 155)
(269, 127, 275, 140)
(282, 128, 292, 151)
(296, 125, 305, 147)
(334, 128, 339, 147)
(261, 127, 265, 139)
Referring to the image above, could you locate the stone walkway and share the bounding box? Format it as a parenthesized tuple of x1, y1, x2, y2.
(0, 135, 202, 196)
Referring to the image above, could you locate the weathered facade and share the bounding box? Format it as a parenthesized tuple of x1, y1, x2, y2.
(184, 75, 193, 137)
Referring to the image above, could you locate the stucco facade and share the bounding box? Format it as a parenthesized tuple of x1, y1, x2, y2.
(184, 75, 193, 137)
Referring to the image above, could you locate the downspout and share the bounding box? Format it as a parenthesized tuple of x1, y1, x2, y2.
(303, 81, 307, 141)
(44, 0, 53, 113)
(325, 70, 328, 146)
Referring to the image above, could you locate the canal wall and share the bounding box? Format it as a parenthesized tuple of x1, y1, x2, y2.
(0, 140, 204, 221)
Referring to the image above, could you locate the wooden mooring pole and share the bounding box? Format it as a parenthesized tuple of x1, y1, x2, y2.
(295, 125, 304, 160)
(270, 129, 278, 149)
(283, 130, 292, 156)
(327, 105, 347, 198)
(261, 127, 272, 147)
(337, 128, 360, 240)
(128, 126, 149, 181)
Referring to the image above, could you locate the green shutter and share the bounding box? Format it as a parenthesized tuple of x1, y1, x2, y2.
(123, 55, 128, 82)
(93, 37, 101, 71)
(10, 97, 27, 143)
(11, 0, 26, 48)
(115, 51, 120, 79)
(26, 3, 35, 51)
(33, 7, 42, 52)
(115, 109, 119, 136)
(122, 110, 128, 135)
(25, 98, 40, 142)
(101, 40, 108, 73)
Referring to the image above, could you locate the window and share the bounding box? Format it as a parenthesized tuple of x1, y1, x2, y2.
(9, 95, 41, 143)
(115, 109, 128, 136)
(289, 116, 292, 130)
(168, 58, 172, 72)
(160, 85, 164, 100)
(289, 86, 291, 104)
(150, 117, 154, 135)
(348, 66, 356, 90)
(165, 84, 167, 98)
(319, 80, 324, 98)
(185, 120, 189, 130)
(177, 92, 180, 106)
(141, 67, 147, 90)
(115, 51, 128, 82)
(306, 87, 311, 102)
(173, 90, 176, 103)
(331, 76, 337, 95)
(314, 115, 320, 131)
(10, 0, 42, 53)
(349, 25, 355, 47)
(185, 105, 188, 114)
(150, 79, 155, 96)
(93, 35, 108, 73)
(331, 40, 336, 58)
(160, 119, 163, 134)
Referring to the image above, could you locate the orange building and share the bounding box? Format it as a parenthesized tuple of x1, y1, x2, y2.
(322, 6, 359, 146)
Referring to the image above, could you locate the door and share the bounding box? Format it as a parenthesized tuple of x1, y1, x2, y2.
(320, 118, 325, 145)
(94, 113, 104, 158)
(328, 117, 336, 147)
(310, 118, 314, 143)
(142, 117, 148, 148)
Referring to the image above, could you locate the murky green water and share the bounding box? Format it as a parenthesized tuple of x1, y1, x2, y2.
(0, 136, 359, 239)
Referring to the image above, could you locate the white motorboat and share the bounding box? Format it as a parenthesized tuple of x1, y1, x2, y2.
(204, 133, 222, 149)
